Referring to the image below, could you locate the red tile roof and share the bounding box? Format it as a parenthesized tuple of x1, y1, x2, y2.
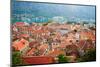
(47, 50, 65, 57)
(38, 44, 48, 50)
(38, 44, 49, 55)
(65, 45, 79, 56)
(29, 41, 40, 48)
(12, 38, 28, 51)
(15, 22, 25, 26)
(78, 40, 94, 50)
(21, 34, 29, 38)
(22, 56, 54, 64)
(33, 29, 49, 34)
(80, 31, 95, 40)
(26, 48, 35, 56)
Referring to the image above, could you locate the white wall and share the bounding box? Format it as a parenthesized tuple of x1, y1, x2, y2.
(0, 0, 100, 67)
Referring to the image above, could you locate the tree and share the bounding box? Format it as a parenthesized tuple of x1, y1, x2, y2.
(78, 48, 96, 62)
(58, 54, 69, 63)
(12, 51, 23, 65)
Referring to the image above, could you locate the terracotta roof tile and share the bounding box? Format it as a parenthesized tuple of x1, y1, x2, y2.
(22, 56, 54, 64)
(26, 48, 35, 56)
(15, 22, 25, 26)
(47, 50, 65, 56)
(12, 38, 28, 51)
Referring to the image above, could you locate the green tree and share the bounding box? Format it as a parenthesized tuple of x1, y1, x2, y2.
(12, 51, 22, 65)
(79, 48, 96, 62)
(58, 54, 69, 63)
